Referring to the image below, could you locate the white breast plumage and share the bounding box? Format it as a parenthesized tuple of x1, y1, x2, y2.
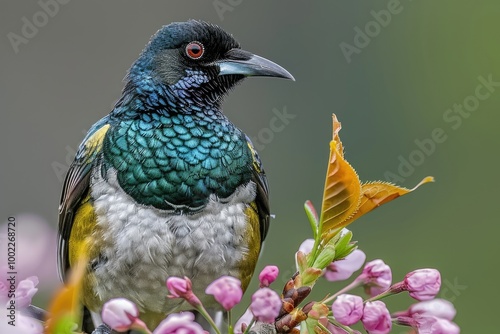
(90, 168, 257, 313)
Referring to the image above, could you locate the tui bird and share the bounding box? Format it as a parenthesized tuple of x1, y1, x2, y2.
(57, 20, 294, 332)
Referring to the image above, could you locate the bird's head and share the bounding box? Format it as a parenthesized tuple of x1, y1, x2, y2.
(127, 20, 294, 107)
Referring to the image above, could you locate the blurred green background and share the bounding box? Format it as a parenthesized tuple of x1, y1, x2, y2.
(1, 1, 498, 332)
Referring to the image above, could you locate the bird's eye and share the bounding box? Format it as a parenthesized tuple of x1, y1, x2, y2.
(186, 41, 204, 60)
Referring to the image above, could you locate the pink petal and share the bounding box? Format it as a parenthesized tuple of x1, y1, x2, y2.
(405, 269, 441, 301)
(362, 301, 392, 334)
(15, 276, 39, 309)
(417, 315, 460, 334)
(298, 239, 315, 255)
(331, 294, 363, 326)
(324, 249, 366, 282)
(102, 298, 139, 332)
(205, 276, 242, 311)
(250, 288, 282, 323)
(153, 312, 205, 334)
(409, 299, 456, 321)
(258, 265, 279, 287)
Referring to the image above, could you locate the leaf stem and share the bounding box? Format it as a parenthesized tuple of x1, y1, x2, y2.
(242, 317, 256, 334)
(195, 304, 222, 334)
(329, 318, 355, 334)
(316, 321, 332, 334)
(322, 278, 362, 304)
(227, 310, 232, 334)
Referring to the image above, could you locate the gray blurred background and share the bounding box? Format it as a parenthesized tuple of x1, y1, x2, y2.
(1, 1, 499, 332)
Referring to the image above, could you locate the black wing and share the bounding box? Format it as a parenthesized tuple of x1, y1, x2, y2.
(57, 118, 110, 281)
(245, 135, 270, 242)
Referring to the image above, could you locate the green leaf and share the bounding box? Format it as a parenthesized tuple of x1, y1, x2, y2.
(334, 243, 357, 262)
(296, 250, 308, 274)
(51, 314, 79, 334)
(301, 267, 323, 286)
(304, 200, 319, 239)
(333, 230, 353, 258)
(313, 244, 336, 270)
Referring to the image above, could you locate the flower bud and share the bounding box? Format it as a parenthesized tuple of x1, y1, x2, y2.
(166, 276, 201, 307)
(153, 312, 205, 334)
(295, 251, 308, 273)
(259, 265, 279, 287)
(361, 301, 392, 334)
(307, 302, 329, 320)
(331, 294, 363, 326)
(396, 315, 460, 334)
(416, 315, 460, 334)
(404, 269, 441, 301)
(250, 287, 282, 323)
(301, 267, 323, 286)
(15, 276, 39, 309)
(409, 299, 456, 321)
(102, 298, 142, 332)
(205, 276, 242, 311)
(166, 276, 191, 298)
(359, 259, 392, 296)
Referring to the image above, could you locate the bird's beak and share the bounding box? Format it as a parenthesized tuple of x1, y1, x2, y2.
(218, 49, 295, 81)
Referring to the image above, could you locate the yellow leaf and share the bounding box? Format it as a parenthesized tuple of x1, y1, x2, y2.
(320, 115, 361, 232)
(340, 176, 435, 228)
(45, 247, 88, 334)
(332, 114, 344, 158)
(318, 114, 434, 239)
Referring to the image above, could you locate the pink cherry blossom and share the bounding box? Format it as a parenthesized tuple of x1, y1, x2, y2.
(259, 265, 279, 287)
(0, 275, 39, 309)
(153, 312, 205, 334)
(358, 259, 392, 297)
(167, 276, 192, 298)
(250, 287, 282, 323)
(0, 312, 44, 334)
(296, 239, 315, 271)
(324, 249, 366, 282)
(205, 276, 242, 311)
(166, 277, 201, 307)
(361, 301, 392, 334)
(15, 276, 39, 309)
(0, 214, 59, 293)
(102, 298, 145, 332)
(395, 314, 460, 334)
(234, 308, 254, 334)
(408, 299, 456, 321)
(416, 315, 460, 334)
(298, 239, 315, 255)
(404, 269, 441, 301)
(331, 294, 363, 326)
